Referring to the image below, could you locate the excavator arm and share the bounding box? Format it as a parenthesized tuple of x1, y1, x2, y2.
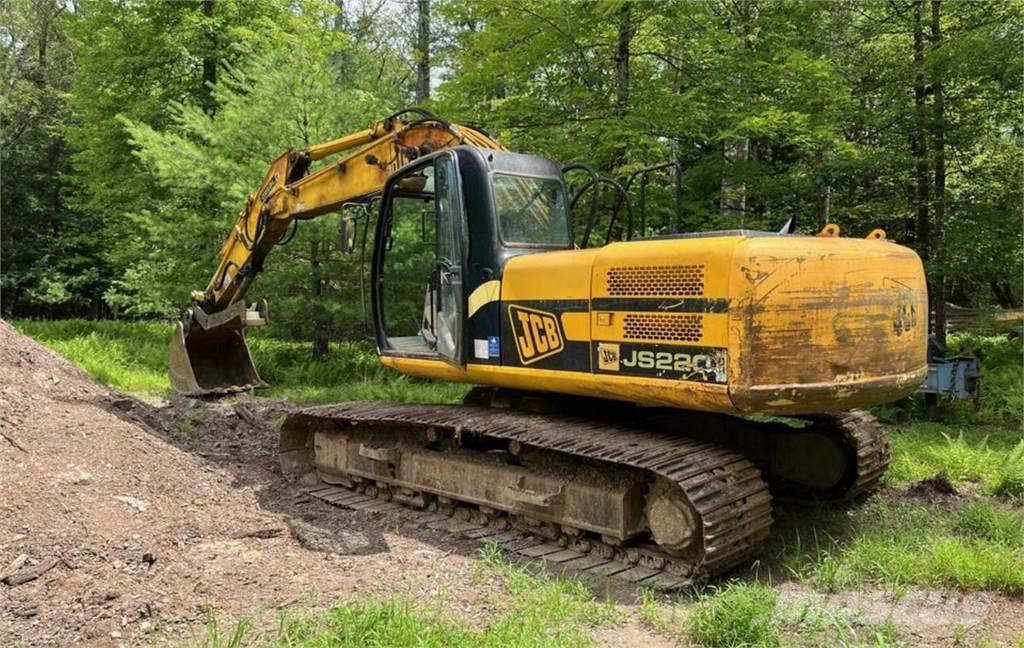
(170, 109, 504, 396)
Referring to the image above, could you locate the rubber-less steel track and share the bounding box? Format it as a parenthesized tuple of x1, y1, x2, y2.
(462, 389, 891, 501)
(281, 401, 773, 587)
(626, 407, 891, 500)
(810, 410, 891, 498)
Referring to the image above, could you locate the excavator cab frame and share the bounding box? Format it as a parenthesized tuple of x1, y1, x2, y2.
(370, 146, 574, 370)
(372, 149, 467, 366)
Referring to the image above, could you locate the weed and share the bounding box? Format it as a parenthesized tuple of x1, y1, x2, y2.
(953, 622, 967, 646)
(885, 421, 1022, 495)
(638, 587, 679, 636)
(953, 501, 1024, 545)
(477, 542, 619, 636)
(14, 319, 467, 405)
(993, 441, 1024, 501)
(189, 611, 251, 648)
(687, 581, 779, 647)
(275, 597, 469, 647)
(781, 600, 906, 647)
(177, 417, 196, 436)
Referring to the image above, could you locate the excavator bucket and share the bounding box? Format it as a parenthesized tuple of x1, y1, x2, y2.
(169, 301, 269, 397)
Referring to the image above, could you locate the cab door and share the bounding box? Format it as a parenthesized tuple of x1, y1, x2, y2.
(432, 152, 466, 366)
(372, 151, 466, 368)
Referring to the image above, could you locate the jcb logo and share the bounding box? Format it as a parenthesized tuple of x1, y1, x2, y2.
(508, 305, 564, 364)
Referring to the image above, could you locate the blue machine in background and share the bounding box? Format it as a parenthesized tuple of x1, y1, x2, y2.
(918, 334, 981, 406)
(919, 355, 981, 402)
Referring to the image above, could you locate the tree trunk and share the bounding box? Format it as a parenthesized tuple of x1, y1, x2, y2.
(991, 281, 1022, 308)
(912, 0, 932, 331)
(614, 2, 632, 117)
(310, 238, 329, 360)
(720, 139, 748, 219)
(931, 0, 947, 347)
(333, 0, 345, 31)
(815, 3, 840, 232)
(721, 2, 756, 222)
(201, 0, 217, 115)
(815, 173, 831, 230)
(414, 0, 431, 103)
(611, 2, 634, 173)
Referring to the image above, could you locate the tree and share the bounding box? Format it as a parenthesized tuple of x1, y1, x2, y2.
(117, 22, 401, 354)
(435, 0, 1022, 310)
(415, 0, 431, 103)
(62, 0, 301, 312)
(0, 0, 106, 317)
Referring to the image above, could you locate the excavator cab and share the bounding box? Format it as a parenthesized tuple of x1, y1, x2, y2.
(372, 147, 572, 369)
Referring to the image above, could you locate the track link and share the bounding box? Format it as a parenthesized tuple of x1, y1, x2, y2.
(810, 410, 891, 498)
(281, 401, 773, 587)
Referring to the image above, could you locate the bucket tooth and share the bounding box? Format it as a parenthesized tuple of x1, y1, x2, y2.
(169, 301, 268, 396)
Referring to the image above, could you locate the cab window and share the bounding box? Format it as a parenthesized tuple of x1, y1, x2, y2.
(493, 174, 570, 247)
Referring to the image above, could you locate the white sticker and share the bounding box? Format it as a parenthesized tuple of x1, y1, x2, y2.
(473, 338, 490, 360)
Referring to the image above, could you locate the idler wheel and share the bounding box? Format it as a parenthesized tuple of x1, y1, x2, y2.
(646, 480, 701, 557)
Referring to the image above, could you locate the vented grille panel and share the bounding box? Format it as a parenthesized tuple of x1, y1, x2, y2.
(606, 264, 705, 296)
(623, 313, 703, 342)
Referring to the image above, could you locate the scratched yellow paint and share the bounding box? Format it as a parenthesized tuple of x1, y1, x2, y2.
(382, 233, 928, 416)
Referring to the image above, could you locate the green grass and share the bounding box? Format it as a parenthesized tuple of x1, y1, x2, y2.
(782, 600, 905, 648)
(768, 499, 1024, 594)
(687, 582, 780, 647)
(190, 544, 617, 647)
(886, 421, 1024, 499)
(638, 585, 908, 647)
(13, 319, 467, 404)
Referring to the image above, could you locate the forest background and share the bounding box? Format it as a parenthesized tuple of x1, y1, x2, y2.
(2, 0, 1021, 357)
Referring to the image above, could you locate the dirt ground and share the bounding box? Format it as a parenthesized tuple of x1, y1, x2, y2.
(0, 320, 518, 647)
(1, 319, 1021, 647)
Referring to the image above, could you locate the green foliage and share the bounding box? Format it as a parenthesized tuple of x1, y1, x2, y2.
(0, 0, 108, 317)
(770, 499, 1024, 594)
(437, 0, 1024, 288)
(993, 442, 1024, 502)
(195, 545, 616, 647)
(274, 598, 470, 647)
(192, 611, 251, 648)
(13, 319, 465, 404)
(687, 582, 780, 648)
(5, 0, 1024, 348)
(953, 501, 1024, 545)
(947, 332, 1024, 428)
(113, 15, 399, 336)
(783, 601, 905, 648)
(885, 421, 1023, 498)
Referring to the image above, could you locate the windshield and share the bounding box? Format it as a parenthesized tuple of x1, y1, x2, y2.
(493, 174, 571, 247)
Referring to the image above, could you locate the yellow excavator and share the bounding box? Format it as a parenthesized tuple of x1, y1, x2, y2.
(170, 108, 927, 584)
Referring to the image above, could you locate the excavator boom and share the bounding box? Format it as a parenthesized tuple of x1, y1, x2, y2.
(170, 109, 504, 395)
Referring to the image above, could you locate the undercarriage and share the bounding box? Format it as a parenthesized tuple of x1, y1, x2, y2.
(280, 393, 889, 586)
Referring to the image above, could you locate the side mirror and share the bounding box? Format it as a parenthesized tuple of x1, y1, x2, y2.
(339, 216, 357, 254)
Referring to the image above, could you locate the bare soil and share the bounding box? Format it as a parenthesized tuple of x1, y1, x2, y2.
(0, 320, 506, 646)
(1, 319, 1021, 647)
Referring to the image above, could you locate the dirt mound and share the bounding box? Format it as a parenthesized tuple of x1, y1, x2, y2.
(0, 321, 503, 646)
(908, 472, 960, 499)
